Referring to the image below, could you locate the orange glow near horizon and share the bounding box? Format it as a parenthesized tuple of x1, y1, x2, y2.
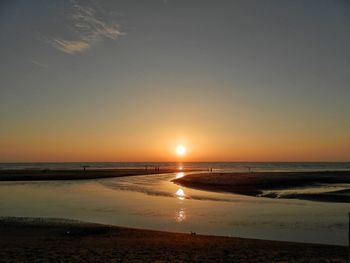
(1, 121, 350, 162)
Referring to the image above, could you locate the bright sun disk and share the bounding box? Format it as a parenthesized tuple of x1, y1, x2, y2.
(176, 145, 186, 156)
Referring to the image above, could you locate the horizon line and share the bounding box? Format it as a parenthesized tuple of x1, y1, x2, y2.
(1, 160, 350, 164)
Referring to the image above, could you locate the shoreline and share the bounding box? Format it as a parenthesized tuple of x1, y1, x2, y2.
(0, 217, 347, 262)
(173, 171, 350, 203)
(0, 168, 199, 181)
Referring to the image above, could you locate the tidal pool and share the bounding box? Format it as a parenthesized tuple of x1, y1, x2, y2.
(0, 172, 348, 245)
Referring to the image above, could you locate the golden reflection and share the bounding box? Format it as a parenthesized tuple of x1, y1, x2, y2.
(175, 172, 184, 179)
(175, 208, 186, 222)
(175, 188, 185, 200)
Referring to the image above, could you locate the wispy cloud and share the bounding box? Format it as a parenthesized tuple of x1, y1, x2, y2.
(47, 2, 122, 55)
(50, 39, 90, 54)
(31, 60, 49, 68)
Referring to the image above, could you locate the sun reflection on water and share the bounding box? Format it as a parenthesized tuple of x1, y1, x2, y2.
(175, 172, 184, 179)
(175, 208, 186, 222)
(175, 188, 185, 200)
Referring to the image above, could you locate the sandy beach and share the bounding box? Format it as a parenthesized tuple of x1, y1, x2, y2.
(173, 171, 350, 202)
(0, 168, 198, 181)
(0, 217, 347, 263)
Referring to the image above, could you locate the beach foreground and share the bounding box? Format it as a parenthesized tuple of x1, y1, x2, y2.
(173, 171, 350, 202)
(0, 217, 347, 263)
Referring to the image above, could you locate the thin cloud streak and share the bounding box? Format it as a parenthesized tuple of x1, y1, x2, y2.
(31, 60, 49, 68)
(48, 2, 122, 55)
(50, 39, 90, 54)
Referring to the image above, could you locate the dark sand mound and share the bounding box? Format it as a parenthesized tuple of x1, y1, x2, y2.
(173, 171, 350, 202)
(0, 168, 199, 181)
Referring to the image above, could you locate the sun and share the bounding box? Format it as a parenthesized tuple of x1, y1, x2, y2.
(175, 145, 187, 156)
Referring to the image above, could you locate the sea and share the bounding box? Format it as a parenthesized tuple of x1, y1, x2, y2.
(1, 161, 350, 171)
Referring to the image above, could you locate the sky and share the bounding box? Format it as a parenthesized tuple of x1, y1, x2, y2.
(0, 0, 349, 162)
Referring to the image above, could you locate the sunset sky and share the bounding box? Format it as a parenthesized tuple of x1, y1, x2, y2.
(0, 0, 349, 162)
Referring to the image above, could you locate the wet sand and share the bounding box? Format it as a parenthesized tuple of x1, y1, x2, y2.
(173, 171, 350, 202)
(0, 168, 198, 181)
(0, 217, 346, 262)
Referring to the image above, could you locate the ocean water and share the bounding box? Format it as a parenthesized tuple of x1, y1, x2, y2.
(0, 163, 349, 245)
(1, 161, 350, 172)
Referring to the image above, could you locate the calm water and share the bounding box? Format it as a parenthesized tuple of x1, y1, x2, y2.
(0, 162, 349, 245)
